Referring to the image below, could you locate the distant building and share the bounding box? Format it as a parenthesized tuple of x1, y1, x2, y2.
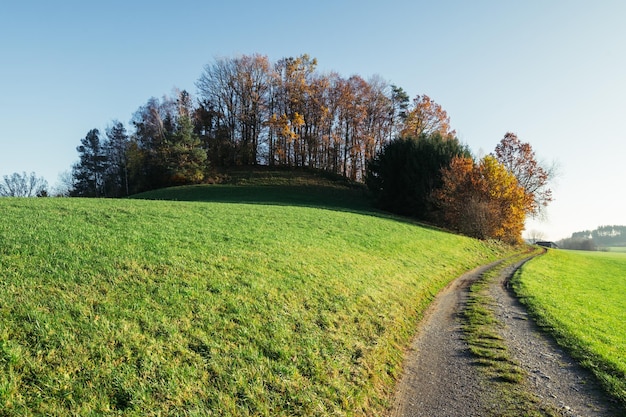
(536, 241, 558, 249)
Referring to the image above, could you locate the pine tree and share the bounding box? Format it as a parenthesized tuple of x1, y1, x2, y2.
(72, 129, 107, 197)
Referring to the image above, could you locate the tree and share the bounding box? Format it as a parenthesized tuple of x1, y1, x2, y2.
(435, 155, 530, 244)
(366, 133, 470, 218)
(52, 170, 74, 197)
(270, 54, 318, 168)
(130, 96, 174, 190)
(166, 113, 207, 184)
(400, 95, 456, 139)
(0, 171, 48, 197)
(72, 129, 107, 197)
(525, 229, 546, 244)
(197, 54, 271, 165)
(494, 132, 554, 217)
(104, 121, 130, 197)
(389, 85, 410, 140)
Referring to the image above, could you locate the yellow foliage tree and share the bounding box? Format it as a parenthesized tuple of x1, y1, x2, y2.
(435, 155, 531, 244)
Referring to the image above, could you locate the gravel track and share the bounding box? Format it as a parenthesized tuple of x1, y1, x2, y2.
(390, 256, 625, 417)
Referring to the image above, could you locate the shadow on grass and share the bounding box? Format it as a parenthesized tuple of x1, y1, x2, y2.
(132, 184, 369, 212)
(130, 183, 446, 234)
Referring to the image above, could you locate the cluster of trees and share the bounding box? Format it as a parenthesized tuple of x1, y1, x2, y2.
(557, 237, 598, 251)
(367, 133, 553, 244)
(0, 172, 48, 197)
(559, 225, 626, 250)
(71, 101, 209, 198)
(65, 53, 554, 244)
(70, 54, 458, 196)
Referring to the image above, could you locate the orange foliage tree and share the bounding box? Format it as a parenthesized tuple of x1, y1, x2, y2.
(434, 155, 531, 244)
(400, 95, 456, 139)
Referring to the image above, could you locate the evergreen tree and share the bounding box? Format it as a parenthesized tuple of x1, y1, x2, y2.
(366, 133, 469, 218)
(166, 114, 207, 184)
(72, 129, 106, 197)
(104, 121, 130, 197)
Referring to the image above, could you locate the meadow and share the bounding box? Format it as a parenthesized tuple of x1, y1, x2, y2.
(0, 184, 511, 416)
(513, 249, 626, 404)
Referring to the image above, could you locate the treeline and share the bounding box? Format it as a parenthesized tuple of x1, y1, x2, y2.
(367, 132, 553, 244)
(559, 225, 626, 250)
(70, 54, 457, 197)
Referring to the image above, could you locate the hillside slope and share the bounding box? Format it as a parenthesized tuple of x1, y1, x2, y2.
(0, 192, 511, 416)
(131, 167, 372, 213)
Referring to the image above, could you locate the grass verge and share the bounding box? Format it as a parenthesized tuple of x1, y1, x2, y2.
(512, 249, 626, 405)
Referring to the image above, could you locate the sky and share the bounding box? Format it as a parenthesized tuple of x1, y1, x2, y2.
(1, 0, 624, 241)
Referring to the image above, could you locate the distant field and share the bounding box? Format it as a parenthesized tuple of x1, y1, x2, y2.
(513, 250, 626, 403)
(0, 191, 511, 416)
(605, 246, 626, 253)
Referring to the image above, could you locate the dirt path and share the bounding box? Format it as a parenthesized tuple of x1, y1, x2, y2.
(390, 256, 625, 417)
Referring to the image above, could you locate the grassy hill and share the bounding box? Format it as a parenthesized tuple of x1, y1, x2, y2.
(132, 167, 372, 213)
(0, 176, 513, 416)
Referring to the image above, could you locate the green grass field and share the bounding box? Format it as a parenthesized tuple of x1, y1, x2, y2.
(513, 249, 626, 404)
(0, 185, 512, 416)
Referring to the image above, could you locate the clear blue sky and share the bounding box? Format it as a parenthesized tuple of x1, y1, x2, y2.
(1, 0, 624, 240)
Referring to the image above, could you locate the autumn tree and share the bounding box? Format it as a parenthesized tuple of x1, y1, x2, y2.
(400, 95, 456, 139)
(362, 75, 395, 174)
(435, 155, 530, 244)
(494, 132, 554, 217)
(196, 54, 401, 180)
(337, 75, 369, 180)
(270, 54, 318, 167)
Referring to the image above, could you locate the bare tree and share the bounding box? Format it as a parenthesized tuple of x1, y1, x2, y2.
(526, 229, 546, 244)
(0, 171, 48, 197)
(197, 54, 271, 165)
(52, 170, 74, 197)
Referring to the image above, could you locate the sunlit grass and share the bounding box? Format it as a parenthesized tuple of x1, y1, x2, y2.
(513, 249, 626, 404)
(0, 195, 510, 416)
